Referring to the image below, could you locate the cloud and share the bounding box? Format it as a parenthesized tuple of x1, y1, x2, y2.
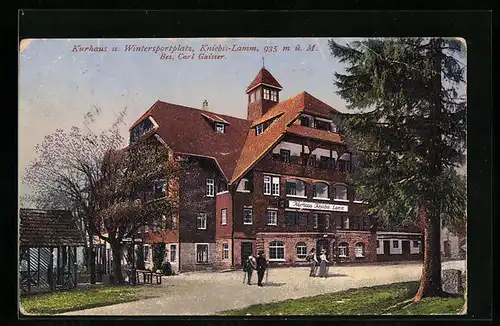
(19, 39, 33, 54)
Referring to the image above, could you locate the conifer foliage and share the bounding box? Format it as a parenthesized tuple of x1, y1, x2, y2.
(329, 38, 466, 301)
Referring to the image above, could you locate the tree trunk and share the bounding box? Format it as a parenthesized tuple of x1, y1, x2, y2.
(110, 241, 124, 284)
(413, 203, 445, 301)
(87, 230, 96, 284)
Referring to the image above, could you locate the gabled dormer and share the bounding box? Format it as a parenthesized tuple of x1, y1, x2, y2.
(246, 67, 282, 121)
(200, 100, 231, 134)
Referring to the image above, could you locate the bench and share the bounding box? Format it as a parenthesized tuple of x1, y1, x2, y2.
(135, 269, 162, 285)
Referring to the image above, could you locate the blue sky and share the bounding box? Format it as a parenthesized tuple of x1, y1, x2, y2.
(18, 37, 466, 196)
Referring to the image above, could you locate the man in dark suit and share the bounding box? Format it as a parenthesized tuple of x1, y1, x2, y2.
(255, 250, 268, 287)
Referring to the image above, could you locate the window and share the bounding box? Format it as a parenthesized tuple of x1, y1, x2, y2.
(286, 179, 306, 197)
(221, 209, 227, 225)
(130, 117, 155, 143)
(342, 216, 350, 229)
(280, 149, 291, 163)
(338, 242, 348, 257)
(320, 156, 333, 169)
(312, 182, 329, 199)
(196, 244, 209, 264)
(222, 243, 229, 260)
(325, 214, 330, 229)
(256, 124, 264, 135)
(313, 214, 319, 229)
(153, 179, 166, 199)
(393, 240, 399, 248)
(144, 245, 150, 262)
(315, 119, 331, 131)
(377, 241, 380, 248)
(413, 240, 420, 248)
(217, 179, 228, 193)
(172, 216, 177, 230)
(256, 90, 261, 101)
(250, 92, 255, 103)
(334, 184, 348, 201)
(338, 159, 351, 172)
(308, 154, 317, 167)
(215, 123, 225, 133)
(263, 175, 271, 195)
(243, 208, 253, 225)
(270, 89, 278, 101)
(197, 213, 207, 229)
(271, 176, 280, 196)
(269, 241, 285, 261)
(263, 88, 270, 100)
(285, 211, 298, 226)
(206, 179, 215, 197)
(267, 210, 277, 225)
(355, 243, 365, 257)
(170, 244, 177, 262)
(300, 116, 309, 126)
(296, 242, 307, 259)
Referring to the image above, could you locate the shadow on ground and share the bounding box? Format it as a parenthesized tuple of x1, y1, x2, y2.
(262, 282, 285, 287)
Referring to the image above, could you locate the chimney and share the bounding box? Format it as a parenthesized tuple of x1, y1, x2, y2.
(202, 99, 209, 111)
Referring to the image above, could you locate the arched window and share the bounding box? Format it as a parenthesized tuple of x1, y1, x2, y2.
(334, 184, 348, 201)
(286, 179, 307, 197)
(296, 242, 307, 259)
(338, 242, 349, 258)
(312, 182, 329, 199)
(355, 242, 365, 258)
(269, 241, 285, 261)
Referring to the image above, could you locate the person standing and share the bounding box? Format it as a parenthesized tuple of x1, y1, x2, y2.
(308, 248, 319, 277)
(256, 250, 268, 286)
(318, 249, 329, 278)
(243, 253, 257, 285)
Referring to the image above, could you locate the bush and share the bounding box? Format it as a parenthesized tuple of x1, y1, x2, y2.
(152, 242, 166, 272)
(161, 261, 173, 276)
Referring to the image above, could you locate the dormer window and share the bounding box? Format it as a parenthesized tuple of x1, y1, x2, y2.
(215, 122, 225, 133)
(270, 89, 278, 101)
(263, 89, 270, 100)
(256, 124, 264, 135)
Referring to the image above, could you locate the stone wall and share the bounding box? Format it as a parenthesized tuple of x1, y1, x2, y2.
(179, 242, 217, 272)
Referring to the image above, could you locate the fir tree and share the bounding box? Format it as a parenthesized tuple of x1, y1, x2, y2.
(329, 38, 466, 301)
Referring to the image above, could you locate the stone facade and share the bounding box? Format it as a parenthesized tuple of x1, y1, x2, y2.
(179, 242, 217, 272)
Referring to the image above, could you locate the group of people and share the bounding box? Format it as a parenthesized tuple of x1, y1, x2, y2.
(307, 248, 330, 278)
(242, 248, 331, 285)
(243, 250, 268, 286)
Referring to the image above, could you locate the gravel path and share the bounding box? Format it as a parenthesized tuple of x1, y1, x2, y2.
(59, 262, 424, 316)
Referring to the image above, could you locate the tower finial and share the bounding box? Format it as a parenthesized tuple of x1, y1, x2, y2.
(262, 56, 265, 68)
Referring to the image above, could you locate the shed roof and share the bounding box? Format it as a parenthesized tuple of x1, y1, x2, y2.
(19, 209, 85, 247)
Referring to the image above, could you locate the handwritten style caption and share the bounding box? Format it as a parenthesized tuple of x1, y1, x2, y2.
(71, 43, 319, 60)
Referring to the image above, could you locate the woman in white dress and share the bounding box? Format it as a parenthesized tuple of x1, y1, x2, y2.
(318, 249, 329, 278)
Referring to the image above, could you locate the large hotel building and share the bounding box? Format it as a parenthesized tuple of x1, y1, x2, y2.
(128, 67, 423, 272)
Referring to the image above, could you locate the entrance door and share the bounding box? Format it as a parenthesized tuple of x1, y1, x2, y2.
(316, 238, 330, 259)
(402, 240, 411, 259)
(241, 242, 253, 265)
(383, 240, 391, 257)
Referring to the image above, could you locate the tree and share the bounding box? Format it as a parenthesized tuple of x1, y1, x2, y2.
(329, 38, 466, 301)
(22, 109, 203, 284)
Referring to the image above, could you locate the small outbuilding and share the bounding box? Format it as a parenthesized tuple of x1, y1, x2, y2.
(19, 209, 85, 294)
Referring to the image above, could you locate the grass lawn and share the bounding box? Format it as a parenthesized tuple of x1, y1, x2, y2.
(20, 285, 159, 315)
(219, 281, 465, 316)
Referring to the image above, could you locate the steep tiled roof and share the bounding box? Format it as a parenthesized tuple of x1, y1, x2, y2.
(136, 101, 252, 180)
(19, 209, 85, 247)
(246, 67, 283, 93)
(286, 124, 343, 144)
(231, 91, 343, 183)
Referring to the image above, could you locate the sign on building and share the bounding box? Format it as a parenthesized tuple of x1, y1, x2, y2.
(288, 200, 348, 212)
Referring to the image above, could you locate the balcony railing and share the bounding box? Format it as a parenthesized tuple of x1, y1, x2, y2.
(271, 153, 351, 172)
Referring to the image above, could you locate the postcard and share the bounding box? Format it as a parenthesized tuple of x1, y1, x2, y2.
(18, 37, 467, 316)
